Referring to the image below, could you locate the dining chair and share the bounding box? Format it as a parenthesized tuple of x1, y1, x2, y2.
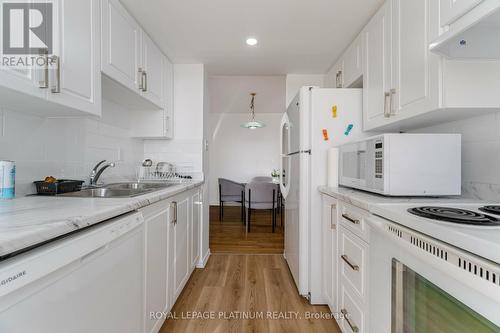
(245, 181, 278, 232)
(218, 178, 245, 223)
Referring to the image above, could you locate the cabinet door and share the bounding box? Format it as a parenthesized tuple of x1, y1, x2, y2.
(322, 195, 338, 312)
(101, 0, 141, 92)
(141, 32, 165, 108)
(363, 1, 392, 131)
(144, 205, 169, 333)
(440, 0, 484, 26)
(164, 58, 174, 139)
(191, 191, 201, 268)
(391, 0, 439, 120)
(343, 35, 363, 88)
(172, 195, 190, 301)
(48, 0, 101, 116)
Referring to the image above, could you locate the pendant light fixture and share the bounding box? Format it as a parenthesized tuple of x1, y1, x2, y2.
(241, 93, 265, 129)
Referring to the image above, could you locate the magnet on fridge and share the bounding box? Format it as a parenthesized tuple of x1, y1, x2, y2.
(322, 129, 329, 141)
(344, 124, 354, 136)
(331, 105, 337, 118)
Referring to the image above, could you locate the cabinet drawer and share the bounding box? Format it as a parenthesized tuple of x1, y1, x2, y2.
(339, 226, 368, 301)
(339, 202, 370, 243)
(339, 283, 366, 333)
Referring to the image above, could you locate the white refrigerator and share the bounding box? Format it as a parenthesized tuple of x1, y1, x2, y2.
(280, 86, 366, 303)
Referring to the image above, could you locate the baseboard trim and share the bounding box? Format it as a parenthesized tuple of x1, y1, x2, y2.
(197, 249, 211, 268)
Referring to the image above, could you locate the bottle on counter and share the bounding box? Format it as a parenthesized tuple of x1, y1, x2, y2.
(0, 160, 15, 199)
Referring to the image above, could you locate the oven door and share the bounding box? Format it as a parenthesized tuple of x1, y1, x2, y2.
(368, 215, 500, 333)
(339, 141, 368, 189)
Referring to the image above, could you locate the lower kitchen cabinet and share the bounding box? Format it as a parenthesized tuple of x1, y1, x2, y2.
(190, 189, 202, 268)
(169, 192, 192, 302)
(142, 200, 170, 333)
(141, 186, 202, 333)
(322, 194, 338, 313)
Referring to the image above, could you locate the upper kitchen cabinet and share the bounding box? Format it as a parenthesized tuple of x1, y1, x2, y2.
(47, 0, 101, 116)
(342, 34, 363, 88)
(363, 0, 392, 129)
(131, 57, 174, 139)
(362, 0, 500, 131)
(101, 0, 165, 110)
(101, 0, 141, 93)
(431, 1, 500, 59)
(0, 0, 101, 117)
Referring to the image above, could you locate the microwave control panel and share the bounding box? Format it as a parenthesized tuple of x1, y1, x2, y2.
(375, 141, 383, 179)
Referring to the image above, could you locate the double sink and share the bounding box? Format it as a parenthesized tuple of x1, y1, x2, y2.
(60, 182, 175, 198)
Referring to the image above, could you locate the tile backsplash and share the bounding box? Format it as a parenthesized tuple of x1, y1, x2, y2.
(412, 112, 500, 202)
(0, 100, 144, 197)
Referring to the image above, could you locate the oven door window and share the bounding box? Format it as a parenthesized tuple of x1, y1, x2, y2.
(392, 259, 499, 333)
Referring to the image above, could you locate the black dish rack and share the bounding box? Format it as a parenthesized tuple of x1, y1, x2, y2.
(34, 179, 85, 195)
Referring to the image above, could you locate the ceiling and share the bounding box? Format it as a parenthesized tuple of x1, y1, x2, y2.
(120, 0, 384, 75)
(209, 76, 285, 113)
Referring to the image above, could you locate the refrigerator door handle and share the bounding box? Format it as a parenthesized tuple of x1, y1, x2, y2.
(287, 150, 311, 156)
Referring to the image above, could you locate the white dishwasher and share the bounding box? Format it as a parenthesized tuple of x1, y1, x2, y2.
(0, 212, 145, 333)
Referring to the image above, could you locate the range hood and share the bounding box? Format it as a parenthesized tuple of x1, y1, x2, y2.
(430, 2, 500, 59)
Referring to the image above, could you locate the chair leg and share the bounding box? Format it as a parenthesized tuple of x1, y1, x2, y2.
(272, 189, 276, 233)
(248, 190, 251, 233)
(241, 190, 245, 224)
(221, 202, 224, 222)
(219, 184, 222, 222)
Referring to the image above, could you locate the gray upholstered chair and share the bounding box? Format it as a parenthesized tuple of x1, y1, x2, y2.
(251, 176, 273, 182)
(245, 181, 279, 232)
(218, 178, 245, 222)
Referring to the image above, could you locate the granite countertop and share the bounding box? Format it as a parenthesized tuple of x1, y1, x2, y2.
(0, 181, 203, 261)
(319, 186, 500, 264)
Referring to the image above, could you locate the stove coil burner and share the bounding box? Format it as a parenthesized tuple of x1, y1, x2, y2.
(479, 205, 500, 216)
(408, 206, 500, 226)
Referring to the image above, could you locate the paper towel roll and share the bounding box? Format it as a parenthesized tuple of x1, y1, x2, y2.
(327, 148, 339, 188)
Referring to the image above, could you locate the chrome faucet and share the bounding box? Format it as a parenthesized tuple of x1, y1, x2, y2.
(89, 160, 115, 186)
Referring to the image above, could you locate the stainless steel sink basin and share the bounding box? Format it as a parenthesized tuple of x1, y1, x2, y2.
(60, 182, 174, 198)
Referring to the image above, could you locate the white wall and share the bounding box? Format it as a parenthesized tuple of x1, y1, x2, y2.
(412, 112, 500, 201)
(0, 100, 144, 196)
(208, 113, 282, 205)
(285, 74, 325, 107)
(144, 64, 205, 175)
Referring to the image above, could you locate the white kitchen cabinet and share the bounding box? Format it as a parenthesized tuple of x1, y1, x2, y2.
(0, 0, 101, 117)
(190, 190, 201, 269)
(169, 193, 191, 302)
(342, 34, 363, 88)
(131, 57, 174, 139)
(141, 201, 170, 333)
(440, 0, 484, 26)
(141, 32, 165, 108)
(362, 0, 392, 129)
(390, 0, 439, 122)
(101, 0, 141, 93)
(48, 0, 101, 116)
(322, 195, 338, 313)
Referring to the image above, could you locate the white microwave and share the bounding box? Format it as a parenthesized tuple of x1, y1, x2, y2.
(339, 134, 462, 196)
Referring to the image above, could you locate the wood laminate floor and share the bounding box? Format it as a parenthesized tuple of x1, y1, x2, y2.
(209, 206, 284, 254)
(159, 254, 341, 333)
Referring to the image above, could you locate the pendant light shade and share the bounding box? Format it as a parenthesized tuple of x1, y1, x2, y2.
(241, 93, 265, 129)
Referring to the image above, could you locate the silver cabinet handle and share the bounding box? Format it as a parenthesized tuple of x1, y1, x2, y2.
(51, 55, 60, 93)
(142, 71, 147, 92)
(331, 204, 337, 230)
(384, 91, 391, 118)
(171, 201, 178, 225)
(341, 254, 360, 271)
(342, 213, 360, 225)
(341, 309, 359, 333)
(390, 88, 396, 116)
(38, 49, 49, 88)
(138, 68, 144, 90)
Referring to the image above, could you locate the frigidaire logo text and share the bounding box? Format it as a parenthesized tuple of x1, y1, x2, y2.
(0, 271, 26, 287)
